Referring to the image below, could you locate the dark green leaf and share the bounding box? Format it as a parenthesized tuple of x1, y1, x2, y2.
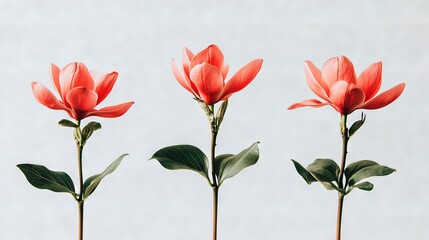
(353, 181, 374, 191)
(214, 142, 259, 185)
(306, 158, 340, 183)
(58, 119, 78, 128)
(17, 164, 75, 196)
(82, 154, 127, 199)
(348, 112, 366, 137)
(348, 164, 395, 186)
(291, 160, 317, 184)
(345, 160, 379, 183)
(150, 145, 209, 180)
(81, 121, 102, 145)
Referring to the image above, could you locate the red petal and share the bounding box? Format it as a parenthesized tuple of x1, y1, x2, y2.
(190, 44, 224, 70)
(222, 64, 229, 79)
(190, 63, 224, 104)
(87, 101, 134, 118)
(329, 81, 365, 115)
(65, 87, 98, 120)
(182, 47, 194, 77)
(220, 59, 263, 100)
(172, 59, 198, 95)
(32, 82, 69, 111)
(59, 62, 95, 100)
(95, 71, 118, 104)
(304, 60, 330, 101)
(50, 64, 61, 96)
(360, 83, 405, 110)
(322, 56, 356, 88)
(356, 61, 382, 101)
(287, 99, 329, 110)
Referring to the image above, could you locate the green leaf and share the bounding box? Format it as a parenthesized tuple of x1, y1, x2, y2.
(150, 145, 209, 180)
(17, 164, 75, 196)
(348, 112, 366, 137)
(216, 100, 228, 128)
(82, 154, 128, 200)
(345, 160, 379, 183)
(353, 181, 374, 191)
(58, 119, 78, 128)
(81, 121, 102, 145)
(214, 142, 259, 185)
(348, 164, 395, 186)
(306, 158, 340, 183)
(291, 160, 317, 184)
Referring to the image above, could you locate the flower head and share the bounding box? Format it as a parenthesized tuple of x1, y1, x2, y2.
(288, 56, 405, 115)
(172, 44, 263, 105)
(32, 62, 134, 120)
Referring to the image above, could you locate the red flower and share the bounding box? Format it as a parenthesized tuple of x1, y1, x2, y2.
(288, 56, 405, 115)
(32, 62, 134, 120)
(172, 44, 263, 105)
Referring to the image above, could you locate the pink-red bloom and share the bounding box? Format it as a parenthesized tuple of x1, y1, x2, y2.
(172, 44, 263, 105)
(288, 56, 405, 115)
(32, 62, 134, 120)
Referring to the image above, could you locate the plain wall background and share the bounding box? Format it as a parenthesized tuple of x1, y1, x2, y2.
(1, 0, 428, 239)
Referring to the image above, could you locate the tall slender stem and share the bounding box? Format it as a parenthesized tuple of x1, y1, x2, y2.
(208, 104, 219, 240)
(76, 120, 84, 240)
(336, 115, 349, 240)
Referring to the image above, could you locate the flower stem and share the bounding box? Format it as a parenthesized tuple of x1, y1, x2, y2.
(336, 115, 349, 240)
(78, 200, 84, 240)
(209, 105, 219, 240)
(76, 120, 84, 240)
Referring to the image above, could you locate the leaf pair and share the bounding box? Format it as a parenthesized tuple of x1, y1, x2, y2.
(150, 142, 259, 186)
(292, 159, 395, 194)
(17, 154, 127, 200)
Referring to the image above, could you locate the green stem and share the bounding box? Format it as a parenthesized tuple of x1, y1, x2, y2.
(336, 115, 349, 240)
(209, 105, 219, 240)
(76, 120, 84, 240)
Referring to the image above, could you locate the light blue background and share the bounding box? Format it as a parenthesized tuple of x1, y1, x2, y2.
(1, 0, 428, 239)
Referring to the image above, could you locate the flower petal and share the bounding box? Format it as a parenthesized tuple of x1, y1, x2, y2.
(59, 62, 95, 100)
(172, 59, 198, 95)
(329, 81, 365, 115)
(360, 83, 406, 110)
(50, 63, 61, 96)
(222, 64, 229, 79)
(190, 63, 224, 104)
(87, 101, 134, 118)
(356, 61, 382, 101)
(220, 59, 263, 100)
(304, 60, 330, 101)
(322, 56, 356, 88)
(65, 87, 98, 120)
(190, 44, 224, 70)
(182, 47, 194, 77)
(32, 82, 69, 111)
(287, 99, 329, 110)
(94, 71, 118, 104)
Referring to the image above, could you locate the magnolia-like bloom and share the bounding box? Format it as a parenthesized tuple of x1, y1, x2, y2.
(288, 56, 405, 115)
(172, 44, 263, 105)
(32, 62, 134, 120)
